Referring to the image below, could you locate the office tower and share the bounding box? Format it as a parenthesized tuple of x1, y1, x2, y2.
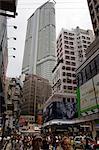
(87, 0, 99, 37)
(22, 1, 56, 83)
(21, 74, 52, 122)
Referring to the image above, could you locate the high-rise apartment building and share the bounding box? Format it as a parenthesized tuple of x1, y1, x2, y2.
(52, 29, 76, 94)
(6, 78, 22, 129)
(0, 15, 8, 117)
(87, 0, 99, 37)
(52, 27, 94, 94)
(22, 1, 56, 83)
(74, 26, 94, 67)
(21, 74, 52, 122)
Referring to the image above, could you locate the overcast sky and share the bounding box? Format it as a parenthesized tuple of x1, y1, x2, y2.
(7, 0, 93, 77)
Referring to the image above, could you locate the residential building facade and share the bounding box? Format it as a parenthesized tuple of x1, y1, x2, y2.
(6, 78, 22, 129)
(76, 37, 99, 138)
(52, 27, 94, 95)
(87, 0, 99, 37)
(0, 15, 8, 119)
(21, 74, 52, 123)
(74, 26, 94, 67)
(22, 1, 56, 83)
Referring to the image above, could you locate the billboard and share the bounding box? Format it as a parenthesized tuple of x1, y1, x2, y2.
(43, 100, 77, 123)
(93, 73, 99, 105)
(80, 78, 96, 113)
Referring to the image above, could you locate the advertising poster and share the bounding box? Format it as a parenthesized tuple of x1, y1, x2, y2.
(80, 78, 96, 113)
(43, 100, 77, 122)
(93, 73, 99, 105)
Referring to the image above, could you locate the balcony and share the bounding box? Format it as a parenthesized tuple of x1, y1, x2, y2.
(0, 0, 17, 18)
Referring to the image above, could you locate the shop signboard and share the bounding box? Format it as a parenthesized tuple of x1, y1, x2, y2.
(93, 73, 99, 106)
(80, 78, 96, 113)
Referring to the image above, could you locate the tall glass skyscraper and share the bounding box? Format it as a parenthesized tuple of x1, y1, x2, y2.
(22, 1, 56, 83)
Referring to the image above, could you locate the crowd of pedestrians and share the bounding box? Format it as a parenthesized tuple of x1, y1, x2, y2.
(3, 133, 74, 150)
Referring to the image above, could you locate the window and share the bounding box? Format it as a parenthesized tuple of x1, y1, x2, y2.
(66, 67, 71, 71)
(60, 43, 62, 47)
(73, 80, 76, 84)
(63, 85, 66, 89)
(82, 36, 85, 39)
(69, 33, 74, 36)
(72, 74, 76, 77)
(95, 5, 99, 13)
(66, 61, 70, 65)
(62, 66, 65, 70)
(71, 98, 74, 102)
(87, 41, 91, 44)
(72, 67, 76, 71)
(78, 72, 83, 86)
(65, 55, 70, 59)
(93, 19, 97, 29)
(83, 40, 86, 43)
(69, 42, 73, 45)
(63, 78, 66, 82)
(87, 37, 90, 40)
(67, 73, 71, 77)
(90, 60, 97, 77)
(71, 57, 75, 60)
(60, 53, 63, 57)
(64, 32, 67, 34)
(64, 40, 68, 44)
(63, 97, 66, 102)
(65, 50, 69, 54)
(95, 55, 99, 73)
(60, 48, 62, 52)
(64, 36, 68, 39)
(68, 86, 72, 90)
(70, 46, 74, 50)
(59, 34, 62, 39)
(60, 38, 62, 42)
(67, 79, 72, 83)
(65, 45, 69, 49)
(86, 65, 91, 80)
(82, 68, 87, 83)
(69, 37, 74, 40)
(67, 98, 70, 102)
(74, 87, 77, 90)
(63, 72, 65, 76)
(71, 62, 76, 66)
(83, 45, 87, 48)
(93, 0, 97, 5)
(71, 51, 74, 55)
(79, 45, 82, 48)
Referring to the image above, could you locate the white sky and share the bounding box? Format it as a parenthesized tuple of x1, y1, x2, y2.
(7, 0, 93, 77)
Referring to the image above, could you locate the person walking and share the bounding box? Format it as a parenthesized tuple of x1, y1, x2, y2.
(33, 135, 43, 150)
(42, 137, 49, 150)
(61, 136, 73, 150)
